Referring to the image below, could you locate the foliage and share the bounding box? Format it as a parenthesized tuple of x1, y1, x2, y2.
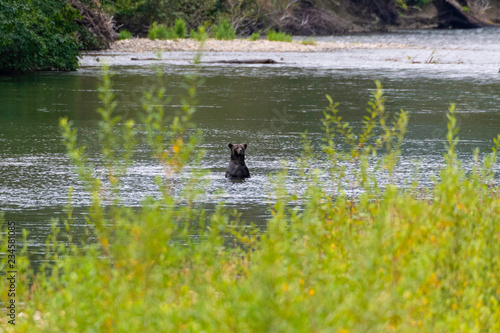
(301, 37, 316, 45)
(407, 0, 431, 6)
(148, 19, 188, 40)
(102, 0, 219, 32)
(190, 26, 209, 41)
(266, 30, 292, 42)
(148, 22, 173, 40)
(212, 19, 236, 40)
(118, 29, 132, 40)
(2, 69, 500, 332)
(0, 0, 80, 72)
(248, 32, 260, 41)
(174, 18, 187, 38)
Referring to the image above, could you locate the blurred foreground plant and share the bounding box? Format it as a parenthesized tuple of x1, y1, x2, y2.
(2, 79, 500, 332)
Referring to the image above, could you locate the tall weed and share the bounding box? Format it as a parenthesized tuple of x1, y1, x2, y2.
(2, 72, 500, 332)
(267, 30, 292, 42)
(212, 19, 236, 40)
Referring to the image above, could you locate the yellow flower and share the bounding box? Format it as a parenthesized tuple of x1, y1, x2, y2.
(101, 237, 109, 249)
(452, 303, 458, 310)
(309, 289, 315, 296)
(173, 138, 183, 153)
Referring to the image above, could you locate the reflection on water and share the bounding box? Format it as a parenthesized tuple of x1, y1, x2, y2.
(0, 29, 499, 264)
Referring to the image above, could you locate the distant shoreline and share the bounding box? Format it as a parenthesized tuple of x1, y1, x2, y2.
(108, 38, 428, 53)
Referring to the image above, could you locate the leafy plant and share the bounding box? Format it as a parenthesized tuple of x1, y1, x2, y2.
(212, 19, 236, 40)
(266, 30, 292, 42)
(190, 26, 209, 41)
(248, 32, 260, 41)
(0, 0, 80, 72)
(301, 36, 316, 45)
(173, 18, 187, 38)
(2, 75, 500, 332)
(148, 21, 173, 40)
(118, 29, 132, 40)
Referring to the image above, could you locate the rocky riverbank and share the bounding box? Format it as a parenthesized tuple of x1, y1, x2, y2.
(108, 38, 426, 53)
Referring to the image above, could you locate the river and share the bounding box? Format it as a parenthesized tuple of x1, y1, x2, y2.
(1, 29, 499, 263)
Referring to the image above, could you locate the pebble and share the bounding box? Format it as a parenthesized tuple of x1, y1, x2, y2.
(109, 38, 422, 53)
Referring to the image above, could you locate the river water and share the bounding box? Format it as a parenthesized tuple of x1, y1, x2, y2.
(1, 29, 499, 262)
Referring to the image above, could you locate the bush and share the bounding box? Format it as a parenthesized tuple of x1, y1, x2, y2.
(148, 19, 188, 40)
(248, 32, 260, 41)
(301, 36, 316, 45)
(3, 71, 500, 331)
(0, 0, 80, 72)
(212, 19, 236, 40)
(148, 21, 173, 40)
(174, 18, 187, 38)
(190, 26, 209, 41)
(118, 29, 132, 40)
(105, 0, 219, 36)
(267, 30, 292, 42)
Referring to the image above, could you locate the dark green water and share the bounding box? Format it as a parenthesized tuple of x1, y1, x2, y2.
(1, 30, 499, 263)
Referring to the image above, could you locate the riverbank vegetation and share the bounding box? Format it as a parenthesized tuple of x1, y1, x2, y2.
(2, 0, 499, 72)
(267, 30, 293, 42)
(1, 59, 500, 331)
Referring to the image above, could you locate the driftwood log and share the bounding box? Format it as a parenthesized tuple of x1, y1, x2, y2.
(129, 58, 283, 64)
(201, 59, 282, 64)
(131, 57, 162, 61)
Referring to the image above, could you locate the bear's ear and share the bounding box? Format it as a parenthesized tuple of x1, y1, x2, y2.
(228, 143, 233, 149)
(243, 143, 248, 149)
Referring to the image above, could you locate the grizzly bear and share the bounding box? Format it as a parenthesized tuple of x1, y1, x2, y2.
(225, 143, 250, 179)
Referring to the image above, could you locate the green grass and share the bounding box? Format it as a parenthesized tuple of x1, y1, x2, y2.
(301, 36, 316, 45)
(248, 32, 260, 41)
(118, 29, 132, 40)
(212, 19, 236, 40)
(190, 26, 209, 41)
(267, 30, 292, 42)
(173, 18, 187, 39)
(3, 66, 500, 332)
(148, 20, 188, 40)
(148, 22, 170, 40)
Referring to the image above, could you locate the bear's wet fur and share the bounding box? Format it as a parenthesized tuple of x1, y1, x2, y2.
(225, 143, 250, 179)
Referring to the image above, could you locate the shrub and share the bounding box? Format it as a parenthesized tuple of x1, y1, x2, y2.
(148, 19, 188, 40)
(190, 26, 209, 41)
(301, 37, 316, 45)
(212, 19, 236, 40)
(105, 0, 220, 34)
(267, 30, 292, 42)
(0, 0, 80, 72)
(248, 32, 260, 41)
(118, 29, 132, 40)
(174, 18, 187, 38)
(148, 21, 173, 40)
(3, 70, 500, 332)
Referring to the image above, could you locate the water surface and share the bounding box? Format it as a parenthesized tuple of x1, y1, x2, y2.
(1, 29, 499, 263)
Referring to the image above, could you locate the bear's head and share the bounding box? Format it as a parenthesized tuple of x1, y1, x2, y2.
(228, 143, 248, 159)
